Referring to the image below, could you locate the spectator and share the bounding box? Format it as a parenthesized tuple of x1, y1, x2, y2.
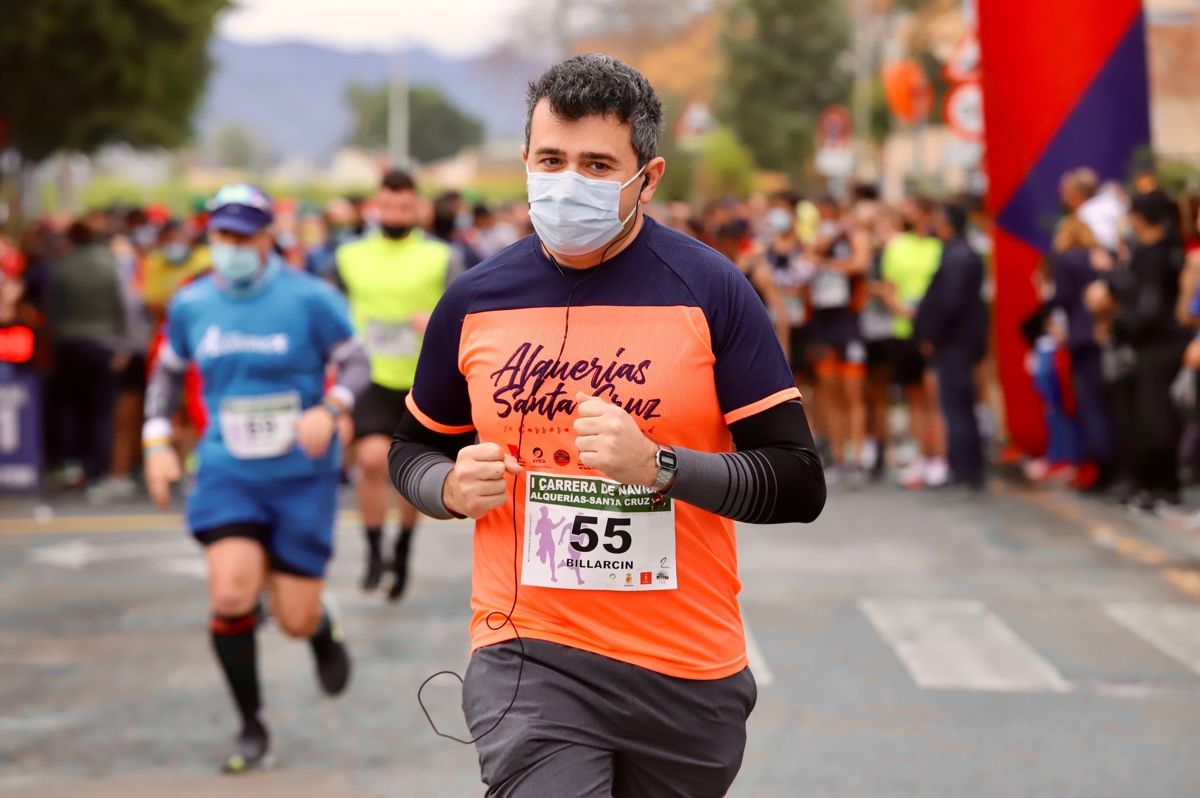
(881, 196, 947, 488)
(1080, 181, 1127, 255)
(1048, 216, 1117, 490)
(915, 201, 987, 490)
(142, 221, 211, 323)
(1088, 190, 1188, 511)
(306, 197, 362, 278)
(431, 191, 482, 271)
(49, 218, 128, 497)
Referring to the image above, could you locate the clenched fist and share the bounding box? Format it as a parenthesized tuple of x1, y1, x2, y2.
(573, 392, 658, 486)
(145, 447, 182, 509)
(443, 442, 523, 519)
(295, 406, 337, 459)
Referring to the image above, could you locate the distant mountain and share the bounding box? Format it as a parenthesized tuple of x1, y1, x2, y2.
(198, 39, 550, 162)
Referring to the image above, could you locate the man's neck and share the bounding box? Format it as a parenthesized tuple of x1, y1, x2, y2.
(543, 210, 645, 270)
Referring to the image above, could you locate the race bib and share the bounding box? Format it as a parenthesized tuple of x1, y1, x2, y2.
(365, 319, 419, 357)
(784, 294, 807, 327)
(811, 270, 851, 309)
(219, 392, 300, 460)
(522, 472, 677, 591)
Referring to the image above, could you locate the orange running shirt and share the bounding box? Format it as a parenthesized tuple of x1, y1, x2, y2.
(406, 217, 800, 679)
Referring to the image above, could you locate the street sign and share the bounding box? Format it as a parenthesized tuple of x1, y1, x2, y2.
(817, 105, 852, 150)
(883, 59, 933, 125)
(943, 32, 982, 84)
(815, 105, 854, 179)
(675, 100, 716, 155)
(944, 81, 985, 142)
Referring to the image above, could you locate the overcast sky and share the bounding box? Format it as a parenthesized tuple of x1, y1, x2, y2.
(219, 0, 528, 55)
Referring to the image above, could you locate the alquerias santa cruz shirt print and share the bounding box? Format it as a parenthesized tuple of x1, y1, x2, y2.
(406, 217, 800, 679)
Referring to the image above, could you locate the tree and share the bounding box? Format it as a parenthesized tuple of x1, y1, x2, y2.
(344, 84, 484, 164)
(717, 0, 853, 181)
(0, 0, 228, 163)
(699, 129, 757, 198)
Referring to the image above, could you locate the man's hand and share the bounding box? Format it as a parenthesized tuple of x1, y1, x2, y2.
(443, 442, 522, 519)
(145, 447, 182, 509)
(1084, 280, 1114, 314)
(573, 392, 658, 486)
(296, 406, 337, 459)
(1185, 339, 1200, 371)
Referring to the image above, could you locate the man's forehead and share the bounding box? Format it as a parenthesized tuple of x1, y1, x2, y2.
(529, 100, 635, 160)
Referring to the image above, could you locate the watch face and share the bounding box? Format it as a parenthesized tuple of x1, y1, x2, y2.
(658, 449, 678, 470)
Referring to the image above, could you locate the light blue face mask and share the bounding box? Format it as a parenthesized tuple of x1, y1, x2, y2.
(765, 208, 794, 235)
(210, 242, 263, 287)
(527, 165, 646, 257)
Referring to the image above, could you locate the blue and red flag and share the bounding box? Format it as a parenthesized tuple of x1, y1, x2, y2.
(978, 0, 1151, 454)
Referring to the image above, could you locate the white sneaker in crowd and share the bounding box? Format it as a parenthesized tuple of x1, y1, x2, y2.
(922, 457, 949, 488)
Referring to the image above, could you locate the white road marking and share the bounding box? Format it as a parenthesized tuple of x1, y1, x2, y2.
(157, 557, 207, 580)
(744, 621, 774, 687)
(1104, 602, 1200, 675)
(29, 538, 192, 569)
(859, 598, 1071, 693)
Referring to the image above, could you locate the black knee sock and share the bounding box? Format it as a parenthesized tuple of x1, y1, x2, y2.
(309, 604, 335, 654)
(395, 526, 414, 559)
(365, 527, 383, 559)
(210, 612, 264, 734)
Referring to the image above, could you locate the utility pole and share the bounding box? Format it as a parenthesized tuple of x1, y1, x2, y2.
(388, 43, 409, 169)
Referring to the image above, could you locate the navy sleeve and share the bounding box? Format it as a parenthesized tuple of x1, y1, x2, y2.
(709, 264, 800, 422)
(406, 280, 475, 432)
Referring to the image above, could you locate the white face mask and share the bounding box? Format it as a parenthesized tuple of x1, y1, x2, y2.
(526, 164, 646, 257)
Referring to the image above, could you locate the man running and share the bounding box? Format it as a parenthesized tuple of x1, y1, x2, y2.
(335, 169, 457, 600)
(808, 196, 872, 484)
(143, 184, 370, 773)
(389, 54, 826, 797)
(880, 196, 948, 488)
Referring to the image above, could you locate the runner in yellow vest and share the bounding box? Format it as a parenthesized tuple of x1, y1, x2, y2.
(335, 169, 460, 600)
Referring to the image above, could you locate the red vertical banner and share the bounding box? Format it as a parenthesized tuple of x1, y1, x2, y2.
(978, 0, 1151, 455)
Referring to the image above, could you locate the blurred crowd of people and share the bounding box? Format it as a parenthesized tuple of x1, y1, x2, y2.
(0, 191, 535, 502)
(2, 171, 1200, 516)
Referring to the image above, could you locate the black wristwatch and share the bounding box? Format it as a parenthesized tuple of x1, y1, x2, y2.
(652, 444, 678, 493)
(321, 397, 345, 418)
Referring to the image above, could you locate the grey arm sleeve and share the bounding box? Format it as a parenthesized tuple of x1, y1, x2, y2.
(665, 400, 825, 524)
(396, 454, 457, 520)
(143, 344, 187, 424)
(327, 338, 372, 407)
(389, 412, 475, 520)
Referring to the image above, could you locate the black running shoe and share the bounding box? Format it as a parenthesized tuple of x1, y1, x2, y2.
(221, 720, 271, 775)
(387, 532, 413, 602)
(312, 592, 351, 696)
(361, 550, 385, 592)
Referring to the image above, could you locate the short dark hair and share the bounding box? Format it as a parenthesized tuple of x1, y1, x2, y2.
(940, 201, 969, 237)
(525, 53, 663, 167)
(852, 183, 880, 202)
(1130, 189, 1174, 227)
(381, 169, 416, 193)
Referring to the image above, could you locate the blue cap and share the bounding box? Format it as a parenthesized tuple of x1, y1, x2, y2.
(207, 184, 274, 236)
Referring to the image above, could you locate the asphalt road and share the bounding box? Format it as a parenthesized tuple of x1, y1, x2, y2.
(3, 479, 1200, 797)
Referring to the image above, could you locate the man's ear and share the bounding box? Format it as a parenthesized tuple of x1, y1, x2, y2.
(639, 156, 667, 204)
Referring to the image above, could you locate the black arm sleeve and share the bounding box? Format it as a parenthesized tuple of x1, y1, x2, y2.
(388, 411, 476, 519)
(667, 400, 826, 524)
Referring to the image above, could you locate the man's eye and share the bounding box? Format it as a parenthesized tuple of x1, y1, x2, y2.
(590, 163, 611, 172)
(543, 158, 562, 167)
